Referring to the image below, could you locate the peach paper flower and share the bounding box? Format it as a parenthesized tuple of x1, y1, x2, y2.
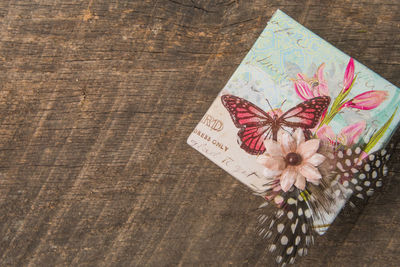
(257, 129, 326, 192)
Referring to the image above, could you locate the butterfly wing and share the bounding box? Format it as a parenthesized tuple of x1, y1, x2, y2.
(237, 126, 273, 155)
(221, 95, 274, 155)
(279, 96, 330, 129)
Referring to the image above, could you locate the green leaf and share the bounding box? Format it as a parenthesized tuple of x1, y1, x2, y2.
(341, 74, 357, 101)
(364, 107, 398, 153)
(317, 75, 358, 129)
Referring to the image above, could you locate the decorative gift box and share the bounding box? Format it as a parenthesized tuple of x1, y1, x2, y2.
(187, 9, 399, 265)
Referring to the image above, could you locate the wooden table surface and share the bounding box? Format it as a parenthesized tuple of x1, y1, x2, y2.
(0, 1, 399, 266)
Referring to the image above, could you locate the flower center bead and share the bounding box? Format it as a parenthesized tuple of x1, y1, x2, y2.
(285, 152, 302, 166)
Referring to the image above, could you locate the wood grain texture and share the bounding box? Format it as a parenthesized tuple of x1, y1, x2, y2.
(0, 0, 399, 266)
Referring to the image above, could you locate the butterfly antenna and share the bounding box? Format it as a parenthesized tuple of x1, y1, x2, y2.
(265, 98, 276, 116)
(279, 99, 287, 110)
(279, 125, 292, 135)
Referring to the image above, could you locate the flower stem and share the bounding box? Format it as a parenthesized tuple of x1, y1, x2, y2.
(317, 75, 357, 130)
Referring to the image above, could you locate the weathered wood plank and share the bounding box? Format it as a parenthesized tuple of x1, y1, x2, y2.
(0, 1, 398, 266)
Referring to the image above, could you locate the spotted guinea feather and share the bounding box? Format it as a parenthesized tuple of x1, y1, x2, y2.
(257, 189, 314, 266)
(257, 176, 338, 266)
(348, 142, 396, 208)
(333, 140, 397, 209)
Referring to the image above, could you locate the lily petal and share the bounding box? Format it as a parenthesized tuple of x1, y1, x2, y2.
(297, 139, 320, 159)
(316, 82, 329, 97)
(300, 163, 322, 181)
(315, 63, 325, 81)
(280, 168, 297, 192)
(341, 90, 388, 110)
(306, 153, 326, 166)
(294, 79, 314, 100)
(315, 63, 329, 96)
(263, 139, 284, 157)
(343, 58, 354, 93)
(278, 130, 297, 154)
(294, 175, 306, 190)
(316, 125, 336, 144)
(339, 121, 366, 146)
(297, 73, 308, 80)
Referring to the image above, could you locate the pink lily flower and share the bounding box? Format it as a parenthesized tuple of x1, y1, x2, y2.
(294, 63, 329, 100)
(343, 58, 355, 93)
(317, 121, 366, 146)
(340, 90, 389, 110)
